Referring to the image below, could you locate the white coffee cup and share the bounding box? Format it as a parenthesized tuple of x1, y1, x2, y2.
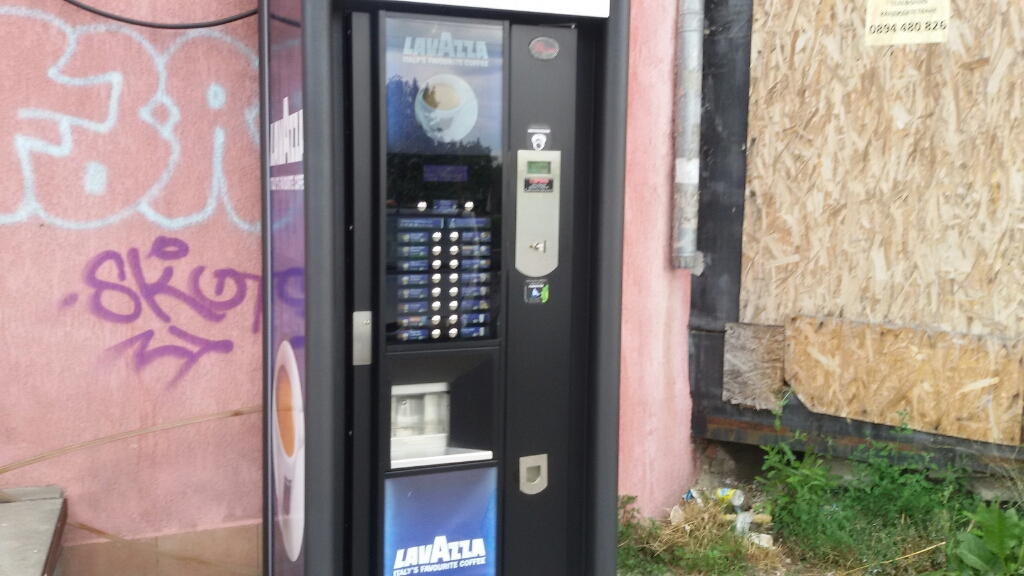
(414, 74, 479, 142)
(272, 340, 305, 561)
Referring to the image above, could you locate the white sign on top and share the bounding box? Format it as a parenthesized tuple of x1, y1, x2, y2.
(390, 0, 610, 18)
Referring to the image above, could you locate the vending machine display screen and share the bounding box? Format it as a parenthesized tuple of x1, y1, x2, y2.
(383, 16, 504, 345)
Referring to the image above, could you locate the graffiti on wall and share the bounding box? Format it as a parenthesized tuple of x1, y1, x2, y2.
(0, 3, 271, 543)
(64, 235, 304, 387)
(0, 6, 261, 232)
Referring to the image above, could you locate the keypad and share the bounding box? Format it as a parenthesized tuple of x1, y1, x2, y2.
(388, 205, 495, 343)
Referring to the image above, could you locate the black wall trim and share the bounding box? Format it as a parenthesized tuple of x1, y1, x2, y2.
(587, 1, 629, 575)
(690, 0, 751, 334)
(303, 0, 348, 573)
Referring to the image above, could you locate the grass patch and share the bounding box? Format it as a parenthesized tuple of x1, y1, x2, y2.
(758, 429, 978, 574)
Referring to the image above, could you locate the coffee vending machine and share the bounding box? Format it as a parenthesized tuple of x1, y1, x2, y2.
(261, 1, 629, 575)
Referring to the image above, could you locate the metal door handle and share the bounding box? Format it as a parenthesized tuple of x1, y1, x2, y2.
(519, 454, 548, 495)
(353, 311, 372, 366)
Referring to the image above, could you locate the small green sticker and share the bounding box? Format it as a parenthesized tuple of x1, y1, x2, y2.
(525, 279, 549, 304)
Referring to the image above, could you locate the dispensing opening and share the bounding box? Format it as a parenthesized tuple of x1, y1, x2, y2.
(387, 350, 497, 469)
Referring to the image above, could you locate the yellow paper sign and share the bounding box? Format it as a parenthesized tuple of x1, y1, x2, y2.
(865, 0, 950, 46)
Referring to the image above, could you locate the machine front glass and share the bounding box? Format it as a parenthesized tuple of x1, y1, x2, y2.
(383, 16, 504, 345)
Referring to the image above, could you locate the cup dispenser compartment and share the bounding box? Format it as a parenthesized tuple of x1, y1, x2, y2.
(390, 383, 454, 464)
(386, 350, 497, 470)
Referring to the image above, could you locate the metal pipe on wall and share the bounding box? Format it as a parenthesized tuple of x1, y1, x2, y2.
(671, 0, 704, 272)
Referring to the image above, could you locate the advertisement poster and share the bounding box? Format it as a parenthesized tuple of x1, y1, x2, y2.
(384, 467, 498, 576)
(385, 16, 504, 159)
(265, 0, 306, 573)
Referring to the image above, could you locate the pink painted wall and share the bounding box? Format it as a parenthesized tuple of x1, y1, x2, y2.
(0, 0, 262, 544)
(618, 0, 698, 517)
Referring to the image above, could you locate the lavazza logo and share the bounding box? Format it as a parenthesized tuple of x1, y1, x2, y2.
(269, 97, 304, 167)
(402, 32, 490, 67)
(392, 535, 488, 575)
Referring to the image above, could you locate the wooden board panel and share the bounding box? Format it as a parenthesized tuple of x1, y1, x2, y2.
(723, 323, 785, 411)
(740, 0, 1024, 338)
(785, 316, 1024, 445)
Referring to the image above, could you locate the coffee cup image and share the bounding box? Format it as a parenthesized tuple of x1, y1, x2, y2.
(414, 74, 479, 142)
(272, 340, 305, 562)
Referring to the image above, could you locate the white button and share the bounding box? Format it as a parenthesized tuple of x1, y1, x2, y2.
(449, 301, 459, 311)
(448, 314, 459, 325)
(431, 301, 441, 311)
(431, 329, 441, 339)
(432, 231, 442, 242)
(449, 328, 459, 338)
(449, 273, 459, 283)
(417, 201, 428, 212)
(449, 287, 459, 297)
(449, 245, 459, 255)
(431, 287, 442, 297)
(449, 260, 459, 269)
(431, 260, 442, 270)
(431, 274, 442, 283)
(432, 246, 442, 256)
(450, 232, 460, 242)
(464, 201, 475, 211)
(431, 315, 441, 326)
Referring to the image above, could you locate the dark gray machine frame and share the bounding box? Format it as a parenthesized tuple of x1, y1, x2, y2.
(260, 1, 630, 575)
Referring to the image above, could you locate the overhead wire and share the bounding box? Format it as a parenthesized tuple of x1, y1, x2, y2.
(60, 0, 257, 29)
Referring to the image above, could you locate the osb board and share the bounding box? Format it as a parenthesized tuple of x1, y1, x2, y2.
(785, 316, 1024, 445)
(723, 323, 785, 411)
(741, 0, 1024, 339)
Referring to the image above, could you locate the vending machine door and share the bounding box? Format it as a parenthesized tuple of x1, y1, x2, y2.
(377, 14, 506, 576)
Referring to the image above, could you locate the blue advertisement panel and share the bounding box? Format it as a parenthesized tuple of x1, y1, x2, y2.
(384, 467, 498, 576)
(385, 16, 504, 159)
(265, 0, 305, 573)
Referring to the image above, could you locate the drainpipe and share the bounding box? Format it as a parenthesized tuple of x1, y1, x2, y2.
(671, 0, 704, 272)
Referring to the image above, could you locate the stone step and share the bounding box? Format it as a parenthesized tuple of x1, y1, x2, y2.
(0, 487, 67, 576)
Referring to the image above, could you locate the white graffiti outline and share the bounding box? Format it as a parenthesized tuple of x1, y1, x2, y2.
(0, 6, 262, 232)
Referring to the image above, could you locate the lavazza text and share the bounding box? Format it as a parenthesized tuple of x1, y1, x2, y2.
(392, 535, 488, 575)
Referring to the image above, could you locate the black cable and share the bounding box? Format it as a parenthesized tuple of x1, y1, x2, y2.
(269, 12, 301, 28)
(61, 0, 257, 29)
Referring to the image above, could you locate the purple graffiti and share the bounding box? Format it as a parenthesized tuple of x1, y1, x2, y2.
(125, 247, 226, 323)
(148, 236, 190, 260)
(84, 250, 144, 323)
(189, 266, 263, 333)
(81, 236, 303, 386)
(105, 326, 233, 388)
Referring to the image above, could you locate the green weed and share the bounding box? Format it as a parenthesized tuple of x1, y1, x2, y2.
(618, 495, 669, 575)
(940, 501, 1024, 575)
(758, 427, 977, 574)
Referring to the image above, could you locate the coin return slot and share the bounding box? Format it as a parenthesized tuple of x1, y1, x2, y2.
(526, 466, 541, 483)
(518, 454, 549, 495)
